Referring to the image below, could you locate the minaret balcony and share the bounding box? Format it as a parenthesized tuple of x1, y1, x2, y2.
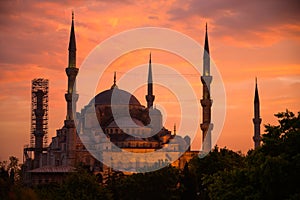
(65, 67, 79, 77)
(252, 118, 262, 124)
(200, 99, 212, 107)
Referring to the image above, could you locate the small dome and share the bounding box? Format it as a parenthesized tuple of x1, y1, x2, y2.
(89, 87, 141, 106)
(169, 135, 189, 151)
(149, 107, 162, 115)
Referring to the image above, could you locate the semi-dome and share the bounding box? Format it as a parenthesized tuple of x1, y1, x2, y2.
(89, 87, 141, 106)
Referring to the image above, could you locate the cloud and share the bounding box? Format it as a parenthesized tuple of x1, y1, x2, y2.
(148, 16, 159, 20)
(168, 0, 300, 46)
(169, 0, 300, 26)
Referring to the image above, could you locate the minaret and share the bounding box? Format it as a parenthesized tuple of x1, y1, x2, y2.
(65, 11, 79, 121)
(200, 23, 213, 152)
(146, 53, 155, 109)
(64, 11, 79, 166)
(253, 78, 261, 149)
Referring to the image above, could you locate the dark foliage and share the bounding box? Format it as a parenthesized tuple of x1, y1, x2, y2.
(202, 110, 300, 200)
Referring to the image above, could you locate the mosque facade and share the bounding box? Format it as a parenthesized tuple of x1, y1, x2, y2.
(23, 13, 216, 185)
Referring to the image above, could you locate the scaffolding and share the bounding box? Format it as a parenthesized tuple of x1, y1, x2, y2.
(30, 78, 49, 148)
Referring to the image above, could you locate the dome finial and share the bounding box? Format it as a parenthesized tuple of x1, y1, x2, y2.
(111, 71, 118, 89)
(174, 123, 176, 135)
(114, 71, 116, 85)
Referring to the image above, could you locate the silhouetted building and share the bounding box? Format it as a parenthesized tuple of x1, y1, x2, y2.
(22, 13, 214, 185)
(253, 78, 262, 149)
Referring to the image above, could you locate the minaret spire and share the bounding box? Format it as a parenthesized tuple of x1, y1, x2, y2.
(204, 23, 209, 55)
(254, 77, 259, 103)
(68, 10, 76, 68)
(253, 77, 261, 149)
(203, 22, 210, 76)
(146, 52, 155, 109)
(200, 23, 213, 153)
(148, 52, 153, 84)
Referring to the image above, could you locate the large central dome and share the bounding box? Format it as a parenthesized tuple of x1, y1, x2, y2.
(89, 87, 141, 106)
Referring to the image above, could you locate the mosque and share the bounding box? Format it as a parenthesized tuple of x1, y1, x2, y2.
(22, 13, 261, 185)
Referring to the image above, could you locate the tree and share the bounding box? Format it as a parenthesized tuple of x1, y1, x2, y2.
(179, 162, 197, 200)
(189, 146, 245, 199)
(57, 167, 112, 200)
(1, 156, 37, 200)
(106, 165, 180, 200)
(0, 156, 20, 184)
(33, 165, 112, 200)
(262, 110, 300, 157)
(203, 110, 300, 200)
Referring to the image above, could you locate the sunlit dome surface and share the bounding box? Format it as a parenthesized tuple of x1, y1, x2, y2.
(89, 87, 141, 106)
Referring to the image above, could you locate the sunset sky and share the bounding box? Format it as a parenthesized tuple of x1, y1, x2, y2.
(0, 0, 299, 161)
